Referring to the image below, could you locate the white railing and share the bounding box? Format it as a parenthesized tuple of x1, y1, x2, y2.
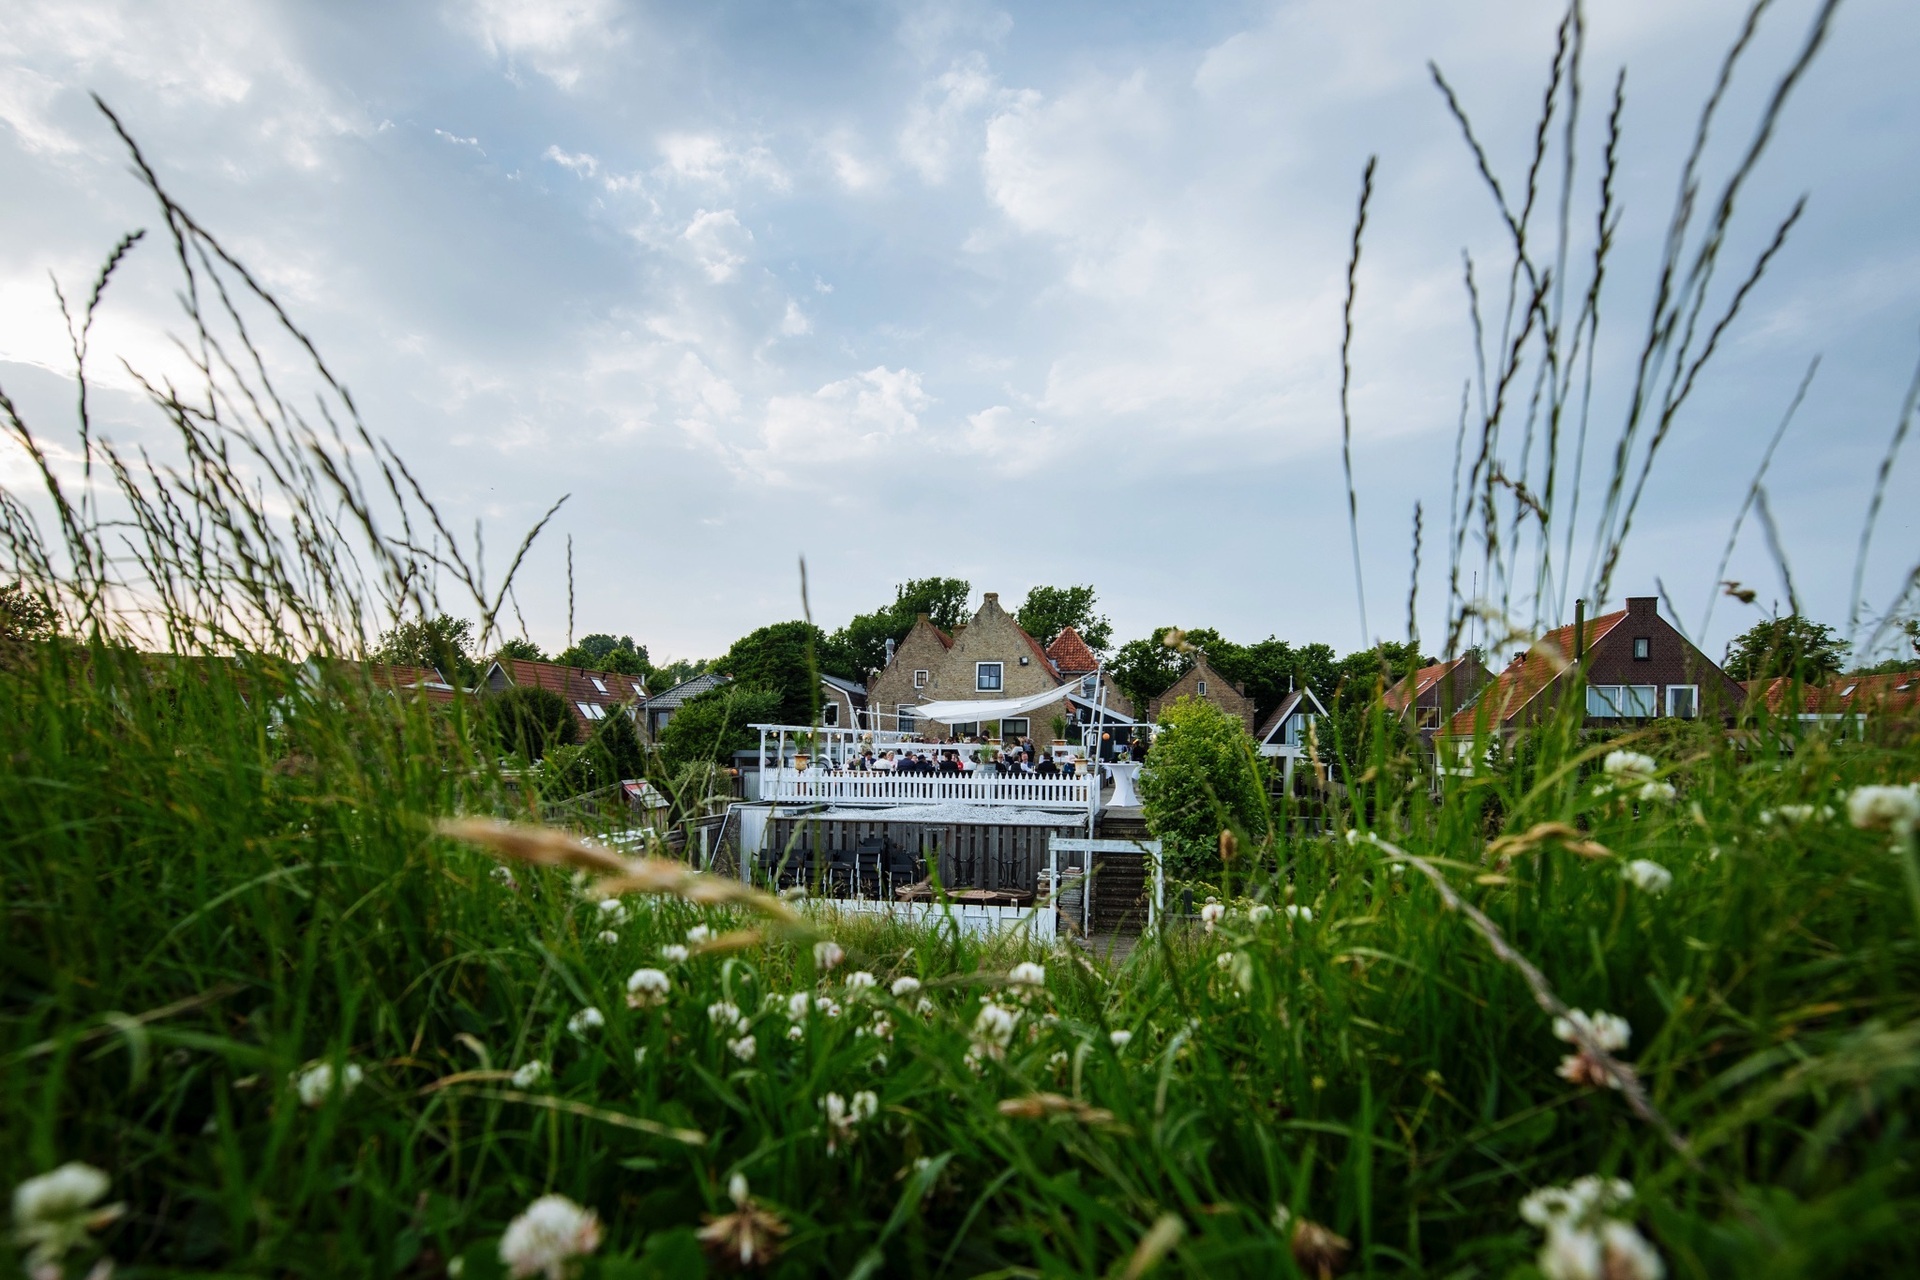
(764, 768, 1090, 808)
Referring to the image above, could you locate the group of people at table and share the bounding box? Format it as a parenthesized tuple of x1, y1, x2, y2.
(830, 732, 1148, 778)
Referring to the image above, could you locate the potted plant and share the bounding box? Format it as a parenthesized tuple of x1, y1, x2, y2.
(1049, 713, 1069, 744)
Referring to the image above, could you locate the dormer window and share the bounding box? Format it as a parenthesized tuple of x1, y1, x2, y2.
(1632, 637, 1650, 661)
(590, 677, 609, 693)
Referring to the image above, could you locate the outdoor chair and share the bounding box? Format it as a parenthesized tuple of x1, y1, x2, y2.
(884, 845, 922, 896)
(854, 837, 888, 899)
(824, 845, 859, 898)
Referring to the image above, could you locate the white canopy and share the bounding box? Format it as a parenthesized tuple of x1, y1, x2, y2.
(908, 682, 1082, 725)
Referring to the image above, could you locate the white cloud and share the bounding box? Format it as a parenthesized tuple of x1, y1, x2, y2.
(658, 133, 788, 192)
(753, 366, 930, 476)
(681, 208, 751, 282)
(544, 144, 596, 177)
(779, 299, 811, 336)
(457, 0, 619, 89)
(900, 53, 1021, 184)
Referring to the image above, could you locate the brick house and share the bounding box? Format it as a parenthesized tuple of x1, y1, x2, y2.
(1146, 652, 1256, 732)
(819, 673, 867, 731)
(1383, 653, 1490, 742)
(1045, 625, 1135, 721)
(1440, 596, 1743, 745)
(865, 614, 954, 736)
(483, 657, 647, 741)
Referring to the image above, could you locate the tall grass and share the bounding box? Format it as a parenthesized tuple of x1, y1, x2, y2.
(4, 5, 1920, 1278)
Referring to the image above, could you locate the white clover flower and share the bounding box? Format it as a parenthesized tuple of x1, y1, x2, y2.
(1108, 1029, 1132, 1049)
(1247, 904, 1273, 925)
(1048, 1050, 1069, 1070)
(659, 944, 690, 964)
(11, 1162, 121, 1274)
(595, 930, 620, 945)
(1597, 1220, 1664, 1280)
(707, 1001, 743, 1031)
(510, 1060, 551, 1089)
(685, 924, 712, 946)
(814, 940, 845, 970)
(1602, 750, 1658, 784)
(1216, 951, 1235, 970)
(846, 971, 877, 991)
(1343, 829, 1360, 845)
(970, 1003, 1020, 1058)
(633, 1047, 648, 1065)
(596, 899, 628, 925)
(1285, 905, 1313, 923)
(490, 865, 517, 888)
(293, 1060, 364, 1108)
(1638, 781, 1677, 803)
(1390, 863, 1406, 880)
(1200, 902, 1225, 931)
(856, 1014, 894, 1042)
(1520, 1177, 1656, 1280)
(819, 1090, 878, 1152)
(567, 1007, 604, 1037)
(626, 968, 670, 1007)
(1773, 804, 1818, 825)
(1553, 1010, 1631, 1053)
(499, 1193, 603, 1280)
(915, 996, 936, 1016)
(727, 1034, 757, 1062)
(1008, 962, 1046, 987)
(787, 1023, 805, 1041)
(1538, 1224, 1603, 1280)
(818, 998, 842, 1019)
(890, 976, 922, 998)
(1519, 1186, 1581, 1227)
(785, 992, 812, 1020)
(1847, 783, 1920, 837)
(1621, 860, 1673, 895)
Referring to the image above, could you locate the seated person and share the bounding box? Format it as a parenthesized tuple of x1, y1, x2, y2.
(1034, 755, 1059, 776)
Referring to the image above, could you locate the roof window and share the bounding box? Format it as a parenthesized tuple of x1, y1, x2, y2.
(590, 677, 608, 694)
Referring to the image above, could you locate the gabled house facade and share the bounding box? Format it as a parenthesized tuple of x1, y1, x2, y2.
(1045, 625, 1134, 721)
(484, 658, 647, 741)
(865, 614, 954, 736)
(866, 592, 1084, 744)
(1254, 687, 1329, 757)
(1384, 653, 1490, 742)
(1147, 652, 1256, 732)
(819, 673, 867, 730)
(1440, 596, 1743, 747)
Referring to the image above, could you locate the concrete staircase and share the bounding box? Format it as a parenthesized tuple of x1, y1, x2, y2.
(1089, 809, 1153, 933)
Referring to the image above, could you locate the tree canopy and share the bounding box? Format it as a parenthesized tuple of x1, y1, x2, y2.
(493, 637, 545, 662)
(483, 685, 576, 761)
(373, 614, 479, 685)
(1138, 694, 1270, 879)
(713, 621, 829, 724)
(555, 633, 648, 676)
(1015, 584, 1111, 652)
(1723, 615, 1849, 682)
(658, 684, 782, 773)
(822, 577, 972, 679)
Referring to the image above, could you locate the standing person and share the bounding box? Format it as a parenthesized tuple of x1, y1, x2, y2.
(1129, 734, 1148, 764)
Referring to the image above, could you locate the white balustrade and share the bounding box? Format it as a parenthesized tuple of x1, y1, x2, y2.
(764, 768, 1090, 808)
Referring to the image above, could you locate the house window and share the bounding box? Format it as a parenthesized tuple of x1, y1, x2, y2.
(896, 704, 917, 734)
(577, 701, 605, 721)
(590, 677, 608, 694)
(1587, 686, 1624, 718)
(1417, 706, 1440, 729)
(651, 709, 672, 733)
(1002, 717, 1030, 740)
(976, 662, 1003, 692)
(1587, 685, 1656, 718)
(821, 701, 839, 726)
(1632, 637, 1651, 660)
(1666, 685, 1699, 719)
(1080, 674, 1097, 697)
(1197, 679, 1207, 695)
(952, 722, 980, 739)
(913, 669, 929, 689)
(1625, 685, 1657, 716)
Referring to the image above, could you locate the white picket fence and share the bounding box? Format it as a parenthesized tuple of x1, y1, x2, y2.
(808, 897, 1056, 942)
(764, 769, 1090, 809)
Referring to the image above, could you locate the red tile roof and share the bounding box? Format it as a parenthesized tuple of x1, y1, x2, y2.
(1442, 611, 1627, 736)
(494, 658, 646, 738)
(1045, 626, 1099, 674)
(1744, 669, 1920, 718)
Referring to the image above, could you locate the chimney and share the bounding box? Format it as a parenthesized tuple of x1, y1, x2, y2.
(1573, 599, 1586, 665)
(983, 592, 999, 606)
(884, 637, 895, 665)
(1626, 595, 1656, 618)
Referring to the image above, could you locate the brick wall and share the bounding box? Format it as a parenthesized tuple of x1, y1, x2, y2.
(866, 616, 953, 734)
(1148, 653, 1256, 731)
(1582, 597, 1746, 723)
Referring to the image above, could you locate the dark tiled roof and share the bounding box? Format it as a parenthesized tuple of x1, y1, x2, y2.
(821, 673, 867, 701)
(1255, 690, 1306, 743)
(1044, 626, 1099, 674)
(646, 672, 729, 710)
(1442, 611, 1628, 736)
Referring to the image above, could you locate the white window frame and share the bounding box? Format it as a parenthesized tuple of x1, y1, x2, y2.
(952, 722, 980, 739)
(1625, 685, 1657, 717)
(1665, 684, 1699, 719)
(590, 677, 609, 694)
(1002, 717, 1030, 740)
(1080, 674, 1097, 697)
(913, 669, 929, 689)
(896, 704, 918, 733)
(976, 662, 1003, 692)
(1587, 685, 1626, 718)
(1632, 636, 1651, 661)
(821, 700, 839, 726)
(577, 701, 605, 721)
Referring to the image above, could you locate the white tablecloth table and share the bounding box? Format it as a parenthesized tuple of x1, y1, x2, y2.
(1107, 762, 1143, 807)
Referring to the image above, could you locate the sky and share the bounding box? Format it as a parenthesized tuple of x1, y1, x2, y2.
(2, 0, 1917, 668)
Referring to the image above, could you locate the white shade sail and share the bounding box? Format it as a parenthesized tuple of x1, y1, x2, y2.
(906, 682, 1082, 725)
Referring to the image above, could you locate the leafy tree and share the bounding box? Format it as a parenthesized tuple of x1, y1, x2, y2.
(493, 637, 545, 662)
(1139, 695, 1270, 879)
(825, 577, 972, 679)
(1723, 615, 1849, 682)
(713, 621, 829, 725)
(1016, 584, 1112, 651)
(484, 685, 576, 761)
(1847, 620, 1920, 675)
(544, 708, 648, 797)
(0, 582, 57, 643)
(556, 633, 649, 677)
(373, 614, 480, 685)
(658, 684, 782, 773)
(649, 656, 711, 690)
(1327, 641, 1430, 712)
(1109, 628, 1187, 713)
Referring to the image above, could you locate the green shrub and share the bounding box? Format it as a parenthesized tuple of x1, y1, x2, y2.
(1138, 695, 1270, 878)
(658, 683, 781, 773)
(485, 685, 576, 760)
